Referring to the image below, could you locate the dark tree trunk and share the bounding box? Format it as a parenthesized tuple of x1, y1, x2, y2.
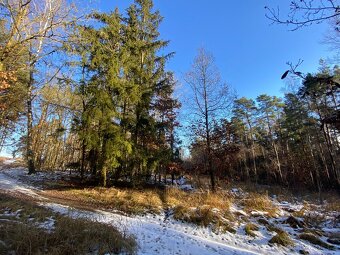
(27, 58, 35, 175)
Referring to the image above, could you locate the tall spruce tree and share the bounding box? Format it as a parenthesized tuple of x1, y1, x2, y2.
(123, 0, 172, 182)
(79, 11, 132, 187)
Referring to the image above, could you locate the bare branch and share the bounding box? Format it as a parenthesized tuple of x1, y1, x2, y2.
(265, 0, 340, 31)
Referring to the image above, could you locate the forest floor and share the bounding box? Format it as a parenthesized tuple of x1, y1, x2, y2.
(0, 158, 339, 255)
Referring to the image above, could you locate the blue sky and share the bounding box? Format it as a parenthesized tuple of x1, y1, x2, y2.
(96, 0, 335, 100)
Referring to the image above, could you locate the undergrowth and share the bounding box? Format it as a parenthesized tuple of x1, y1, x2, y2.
(299, 233, 335, 250)
(242, 193, 278, 217)
(245, 223, 259, 237)
(269, 231, 294, 247)
(0, 194, 137, 255)
(61, 187, 163, 215)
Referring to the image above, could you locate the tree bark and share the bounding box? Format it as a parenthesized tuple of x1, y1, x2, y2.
(27, 56, 35, 175)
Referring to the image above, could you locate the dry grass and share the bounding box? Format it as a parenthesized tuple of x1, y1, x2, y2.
(0, 194, 137, 255)
(165, 187, 231, 211)
(302, 212, 326, 228)
(168, 188, 234, 232)
(266, 224, 285, 234)
(62, 187, 163, 215)
(244, 223, 259, 237)
(299, 233, 335, 250)
(212, 219, 237, 234)
(47, 184, 236, 232)
(1, 217, 137, 255)
(242, 193, 278, 217)
(269, 231, 294, 247)
(0, 157, 25, 168)
(292, 203, 310, 218)
(324, 201, 340, 212)
(173, 205, 215, 227)
(0, 156, 8, 162)
(173, 205, 236, 233)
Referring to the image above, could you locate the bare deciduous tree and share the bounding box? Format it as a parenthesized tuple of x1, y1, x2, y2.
(185, 48, 233, 191)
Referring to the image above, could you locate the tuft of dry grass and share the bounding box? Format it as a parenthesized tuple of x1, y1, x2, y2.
(0, 194, 137, 255)
(174, 206, 216, 227)
(242, 193, 278, 217)
(299, 233, 335, 250)
(292, 203, 309, 218)
(165, 187, 231, 211)
(266, 224, 285, 234)
(269, 231, 294, 247)
(213, 219, 237, 234)
(302, 212, 326, 228)
(245, 223, 259, 237)
(173, 205, 236, 233)
(168, 188, 235, 231)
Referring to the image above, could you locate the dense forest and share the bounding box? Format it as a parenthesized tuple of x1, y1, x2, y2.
(0, 0, 339, 193)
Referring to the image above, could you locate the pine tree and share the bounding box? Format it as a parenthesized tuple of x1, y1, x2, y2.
(256, 95, 284, 182)
(233, 97, 258, 181)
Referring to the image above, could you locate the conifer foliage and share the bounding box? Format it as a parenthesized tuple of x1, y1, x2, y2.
(72, 1, 179, 186)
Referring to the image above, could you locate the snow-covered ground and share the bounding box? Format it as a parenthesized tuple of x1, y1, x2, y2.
(0, 165, 339, 255)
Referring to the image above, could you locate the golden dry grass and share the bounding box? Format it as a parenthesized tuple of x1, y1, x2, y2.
(269, 231, 294, 247)
(61, 186, 233, 218)
(242, 192, 278, 217)
(167, 187, 234, 231)
(245, 223, 259, 237)
(165, 187, 232, 210)
(64, 187, 163, 215)
(53, 186, 236, 232)
(292, 202, 310, 218)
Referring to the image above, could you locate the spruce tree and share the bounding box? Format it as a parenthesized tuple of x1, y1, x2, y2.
(123, 0, 172, 182)
(79, 11, 132, 186)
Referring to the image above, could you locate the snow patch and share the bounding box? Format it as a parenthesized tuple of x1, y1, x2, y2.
(36, 216, 55, 233)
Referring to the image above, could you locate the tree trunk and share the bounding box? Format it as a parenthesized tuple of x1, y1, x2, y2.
(246, 116, 257, 182)
(203, 79, 215, 192)
(308, 136, 323, 204)
(27, 59, 35, 175)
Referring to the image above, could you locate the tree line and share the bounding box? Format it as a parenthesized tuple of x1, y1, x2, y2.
(189, 59, 339, 192)
(0, 0, 339, 193)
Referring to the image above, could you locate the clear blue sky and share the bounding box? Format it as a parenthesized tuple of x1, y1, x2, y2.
(95, 0, 335, 100)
